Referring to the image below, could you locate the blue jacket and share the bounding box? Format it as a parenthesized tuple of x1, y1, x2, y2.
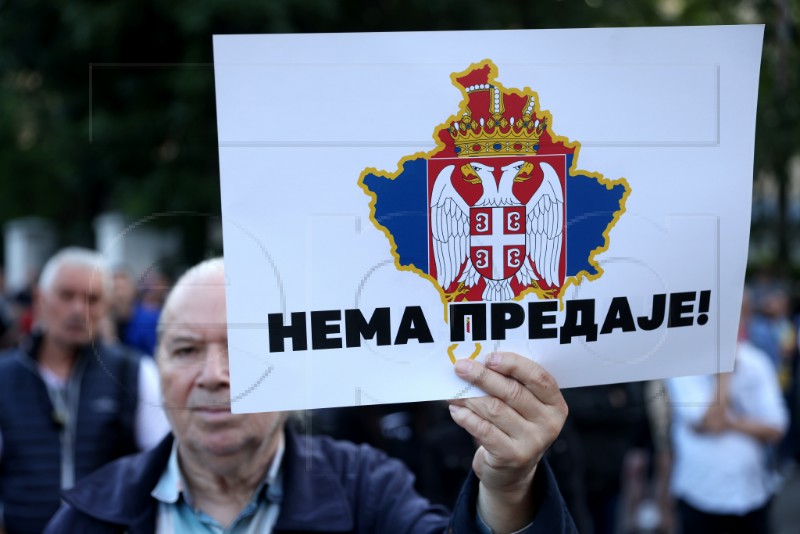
(0, 334, 140, 534)
(45, 428, 576, 533)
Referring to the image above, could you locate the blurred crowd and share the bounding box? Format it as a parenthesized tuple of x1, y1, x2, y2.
(0, 264, 170, 355)
(0, 250, 798, 533)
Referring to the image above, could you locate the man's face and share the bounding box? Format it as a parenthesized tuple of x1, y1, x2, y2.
(38, 263, 108, 348)
(111, 271, 136, 317)
(157, 271, 283, 457)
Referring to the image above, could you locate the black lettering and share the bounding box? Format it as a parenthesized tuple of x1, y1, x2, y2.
(560, 299, 598, 344)
(491, 303, 525, 340)
(449, 303, 488, 342)
(268, 312, 308, 352)
(345, 308, 392, 348)
(528, 301, 558, 339)
(637, 294, 666, 331)
(697, 290, 711, 326)
(668, 292, 696, 328)
(394, 306, 434, 345)
(311, 310, 342, 350)
(600, 297, 636, 335)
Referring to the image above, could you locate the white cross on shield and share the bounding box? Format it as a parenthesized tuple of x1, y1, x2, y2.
(470, 206, 527, 281)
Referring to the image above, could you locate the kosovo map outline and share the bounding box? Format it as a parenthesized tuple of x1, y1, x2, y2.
(360, 60, 630, 315)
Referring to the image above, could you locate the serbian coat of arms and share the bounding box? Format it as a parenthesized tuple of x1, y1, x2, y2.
(360, 61, 630, 305)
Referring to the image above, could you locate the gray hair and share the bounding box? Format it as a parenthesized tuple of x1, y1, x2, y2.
(38, 247, 112, 297)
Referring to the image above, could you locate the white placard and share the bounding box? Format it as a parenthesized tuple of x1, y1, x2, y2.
(213, 26, 763, 413)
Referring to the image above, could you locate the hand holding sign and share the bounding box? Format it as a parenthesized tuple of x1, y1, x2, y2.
(448, 352, 568, 532)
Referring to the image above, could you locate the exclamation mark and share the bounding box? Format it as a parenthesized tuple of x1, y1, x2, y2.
(697, 290, 711, 325)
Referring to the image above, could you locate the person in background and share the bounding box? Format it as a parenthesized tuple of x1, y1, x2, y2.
(109, 265, 163, 356)
(0, 248, 170, 534)
(0, 268, 16, 350)
(138, 268, 170, 311)
(666, 289, 788, 534)
(46, 257, 577, 533)
(742, 285, 798, 466)
(8, 270, 37, 340)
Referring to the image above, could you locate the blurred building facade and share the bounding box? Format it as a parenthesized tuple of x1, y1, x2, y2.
(2, 211, 223, 293)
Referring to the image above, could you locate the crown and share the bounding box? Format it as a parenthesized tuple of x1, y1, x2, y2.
(448, 84, 547, 158)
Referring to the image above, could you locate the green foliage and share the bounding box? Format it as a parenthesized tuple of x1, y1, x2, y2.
(0, 0, 797, 263)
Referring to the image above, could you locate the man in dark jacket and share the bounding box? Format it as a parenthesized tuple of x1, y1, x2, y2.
(46, 257, 576, 533)
(0, 248, 169, 534)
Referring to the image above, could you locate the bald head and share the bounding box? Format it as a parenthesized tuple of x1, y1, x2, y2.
(157, 258, 225, 347)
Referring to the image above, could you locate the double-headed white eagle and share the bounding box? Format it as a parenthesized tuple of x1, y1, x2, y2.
(430, 160, 564, 301)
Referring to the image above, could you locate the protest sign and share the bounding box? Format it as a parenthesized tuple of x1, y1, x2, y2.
(214, 26, 763, 412)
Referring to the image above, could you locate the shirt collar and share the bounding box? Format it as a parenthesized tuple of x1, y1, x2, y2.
(151, 434, 285, 507)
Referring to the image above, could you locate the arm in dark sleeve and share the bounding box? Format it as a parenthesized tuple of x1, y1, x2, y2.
(44, 507, 122, 534)
(449, 460, 578, 534)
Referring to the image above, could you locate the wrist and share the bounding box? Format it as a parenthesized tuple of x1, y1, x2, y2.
(477, 468, 537, 533)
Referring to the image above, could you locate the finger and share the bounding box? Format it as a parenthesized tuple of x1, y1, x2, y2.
(448, 402, 514, 452)
(449, 403, 547, 473)
(483, 352, 564, 407)
(454, 392, 564, 454)
(461, 394, 529, 440)
(453, 357, 540, 421)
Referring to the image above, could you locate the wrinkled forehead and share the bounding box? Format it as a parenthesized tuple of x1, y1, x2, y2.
(50, 264, 107, 295)
(160, 321, 228, 347)
(159, 272, 228, 339)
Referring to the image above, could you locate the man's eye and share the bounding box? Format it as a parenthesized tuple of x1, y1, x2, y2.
(173, 347, 197, 357)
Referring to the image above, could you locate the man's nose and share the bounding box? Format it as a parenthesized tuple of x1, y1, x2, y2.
(69, 294, 88, 313)
(197, 346, 230, 388)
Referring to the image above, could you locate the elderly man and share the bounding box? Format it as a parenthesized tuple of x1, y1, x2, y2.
(0, 248, 169, 534)
(46, 258, 575, 533)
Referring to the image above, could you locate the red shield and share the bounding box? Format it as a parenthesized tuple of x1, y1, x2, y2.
(470, 206, 526, 281)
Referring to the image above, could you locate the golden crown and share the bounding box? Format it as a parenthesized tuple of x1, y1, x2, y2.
(448, 84, 546, 158)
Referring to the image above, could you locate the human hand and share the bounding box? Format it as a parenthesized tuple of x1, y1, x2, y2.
(448, 352, 568, 533)
(694, 374, 731, 434)
(698, 404, 729, 434)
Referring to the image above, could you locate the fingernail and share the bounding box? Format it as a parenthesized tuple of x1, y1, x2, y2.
(455, 359, 473, 373)
(448, 404, 462, 415)
(487, 353, 502, 367)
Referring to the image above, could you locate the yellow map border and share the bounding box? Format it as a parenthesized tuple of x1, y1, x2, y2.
(357, 59, 631, 322)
